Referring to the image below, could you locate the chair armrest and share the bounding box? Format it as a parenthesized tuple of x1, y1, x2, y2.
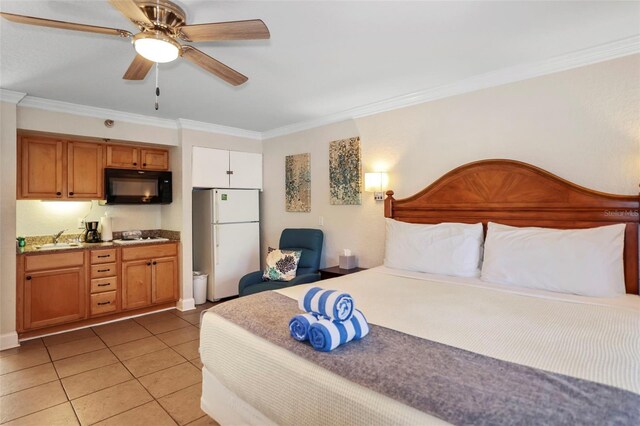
(285, 273, 321, 287)
(238, 270, 264, 295)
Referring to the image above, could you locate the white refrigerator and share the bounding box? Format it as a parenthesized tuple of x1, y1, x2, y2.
(192, 189, 260, 301)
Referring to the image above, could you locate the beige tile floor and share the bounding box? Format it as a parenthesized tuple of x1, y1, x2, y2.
(0, 303, 220, 426)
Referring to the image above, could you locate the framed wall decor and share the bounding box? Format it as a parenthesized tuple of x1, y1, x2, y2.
(329, 137, 362, 205)
(285, 153, 311, 212)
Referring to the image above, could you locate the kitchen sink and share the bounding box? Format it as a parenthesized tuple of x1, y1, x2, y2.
(35, 242, 81, 250)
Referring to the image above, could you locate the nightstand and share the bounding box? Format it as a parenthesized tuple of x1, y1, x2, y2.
(319, 266, 367, 280)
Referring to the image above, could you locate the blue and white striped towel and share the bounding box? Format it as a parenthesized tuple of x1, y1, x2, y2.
(299, 287, 354, 321)
(308, 309, 369, 352)
(288, 313, 320, 341)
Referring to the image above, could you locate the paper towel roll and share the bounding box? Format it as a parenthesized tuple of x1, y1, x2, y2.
(100, 215, 113, 242)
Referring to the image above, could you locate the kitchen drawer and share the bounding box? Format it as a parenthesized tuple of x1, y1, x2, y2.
(25, 251, 84, 272)
(91, 249, 116, 264)
(90, 276, 117, 293)
(121, 243, 178, 261)
(91, 263, 117, 279)
(90, 291, 117, 315)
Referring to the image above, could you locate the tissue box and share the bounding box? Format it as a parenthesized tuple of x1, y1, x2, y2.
(339, 255, 357, 270)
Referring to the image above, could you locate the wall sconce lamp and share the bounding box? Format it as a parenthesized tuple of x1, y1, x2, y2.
(364, 172, 389, 201)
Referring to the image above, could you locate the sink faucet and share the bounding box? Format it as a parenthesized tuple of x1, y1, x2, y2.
(52, 229, 66, 244)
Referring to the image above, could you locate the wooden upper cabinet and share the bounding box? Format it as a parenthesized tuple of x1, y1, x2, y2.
(17, 134, 170, 200)
(67, 141, 104, 199)
(106, 145, 139, 169)
(106, 145, 169, 171)
(19, 136, 64, 199)
(141, 148, 169, 170)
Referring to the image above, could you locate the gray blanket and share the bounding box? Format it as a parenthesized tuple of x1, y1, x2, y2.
(210, 291, 640, 425)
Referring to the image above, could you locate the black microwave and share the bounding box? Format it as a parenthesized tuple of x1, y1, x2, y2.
(104, 168, 172, 204)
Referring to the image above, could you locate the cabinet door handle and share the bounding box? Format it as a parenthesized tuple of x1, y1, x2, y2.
(97, 269, 110, 273)
(69, 192, 74, 196)
(56, 192, 62, 196)
(97, 255, 111, 258)
(226, 170, 234, 175)
(26, 276, 32, 280)
(152, 261, 157, 265)
(133, 162, 137, 166)
(97, 283, 110, 287)
(97, 301, 111, 306)
(146, 261, 151, 266)
(143, 163, 147, 167)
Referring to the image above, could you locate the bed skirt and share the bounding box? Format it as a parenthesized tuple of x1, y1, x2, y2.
(201, 366, 277, 426)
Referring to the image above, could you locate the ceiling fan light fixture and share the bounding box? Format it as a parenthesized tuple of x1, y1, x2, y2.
(133, 32, 180, 63)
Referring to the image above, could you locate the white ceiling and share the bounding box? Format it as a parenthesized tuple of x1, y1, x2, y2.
(1, 1, 639, 133)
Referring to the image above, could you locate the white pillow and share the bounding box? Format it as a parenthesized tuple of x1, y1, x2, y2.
(481, 222, 626, 297)
(384, 219, 484, 277)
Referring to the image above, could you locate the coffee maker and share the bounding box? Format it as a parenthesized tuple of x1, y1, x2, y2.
(84, 221, 101, 243)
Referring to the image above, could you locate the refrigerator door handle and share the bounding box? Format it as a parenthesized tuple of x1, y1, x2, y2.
(214, 225, 220, 265)
(214, 190, 219, 224)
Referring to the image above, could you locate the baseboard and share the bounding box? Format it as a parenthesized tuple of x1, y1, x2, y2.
(177, 298, 196, 311)
(0, 331, 19, 350)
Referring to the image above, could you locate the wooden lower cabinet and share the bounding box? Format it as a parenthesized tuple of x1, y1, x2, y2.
(122, 259, 153, 309)
(122, 254, 179, 309)
(24, 266, 86, 329)
(153, 257, 179, 303)
(90, 291, 117, 316)
(18, 243, 179, 334)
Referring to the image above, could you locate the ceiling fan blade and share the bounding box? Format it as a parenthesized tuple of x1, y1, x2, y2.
(182, 46, 248, 86)
(0, 12, 131, 37)
(179, 19, 270, 42)
(123, 54, 154, 80)
(108, 0, 152, 26)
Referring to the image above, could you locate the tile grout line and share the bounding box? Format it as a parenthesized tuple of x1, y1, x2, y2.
(47, 339, 82, 426)
(0, 401, 73, 425)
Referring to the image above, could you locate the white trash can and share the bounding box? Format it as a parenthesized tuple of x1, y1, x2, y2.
(193, 271, 208, 305)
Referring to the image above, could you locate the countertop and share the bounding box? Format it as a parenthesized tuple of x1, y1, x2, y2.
(17, 239, 179, 255)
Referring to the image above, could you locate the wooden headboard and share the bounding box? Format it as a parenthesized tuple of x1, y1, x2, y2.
(384, 159, 640, 295)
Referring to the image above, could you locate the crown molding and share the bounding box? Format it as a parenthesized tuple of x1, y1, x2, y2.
(7, 35, 639, 141)
(18, 96, 179, 129)
(177, 118, 262, 140)
(14, 95, 262, 140)
(0, 89, 27, 104)
(262, 35, 640, 140)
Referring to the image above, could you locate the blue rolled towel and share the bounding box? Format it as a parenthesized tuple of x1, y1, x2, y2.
(308, 309, 369, 352)
(288, 313, 320, 341)
(299, 287, 354, 321)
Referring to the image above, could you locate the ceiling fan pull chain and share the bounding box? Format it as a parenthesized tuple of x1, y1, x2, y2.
(155, 62, 160, 110)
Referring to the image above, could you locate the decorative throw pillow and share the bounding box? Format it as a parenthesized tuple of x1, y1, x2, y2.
(263, 247, 302, 281)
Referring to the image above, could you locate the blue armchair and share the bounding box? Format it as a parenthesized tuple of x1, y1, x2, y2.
(239, 228, 324, 296)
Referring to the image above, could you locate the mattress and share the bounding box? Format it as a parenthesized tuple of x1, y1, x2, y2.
(200, 266, 640, 425)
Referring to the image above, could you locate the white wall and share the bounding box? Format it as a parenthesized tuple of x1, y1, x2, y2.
(16, 201, 162, 237)
(17, 107, 178, 146)
(0, 101, 19, 347)
(261, 54, 640, 269)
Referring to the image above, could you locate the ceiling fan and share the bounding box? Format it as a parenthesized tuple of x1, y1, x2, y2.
(0, 0, 270, 86)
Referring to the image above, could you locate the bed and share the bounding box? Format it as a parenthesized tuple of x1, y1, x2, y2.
(199, 159, 640, 425)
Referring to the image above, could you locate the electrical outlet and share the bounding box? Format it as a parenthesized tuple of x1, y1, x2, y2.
(318, 216, 324, 227)
(77, 218, 85, 229)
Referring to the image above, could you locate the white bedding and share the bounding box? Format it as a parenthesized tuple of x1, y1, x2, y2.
(200, 267, 640, 425)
